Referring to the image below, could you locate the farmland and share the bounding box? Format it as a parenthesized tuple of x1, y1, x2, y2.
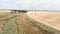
(0, 11, 50, 34)
(0, 11, 60, 34)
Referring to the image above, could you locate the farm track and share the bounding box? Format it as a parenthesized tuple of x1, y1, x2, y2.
(0, 12, 52, 34)
(16, 13, 51, 34)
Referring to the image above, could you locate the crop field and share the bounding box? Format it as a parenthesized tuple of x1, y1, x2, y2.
(26, 11, 60, 30)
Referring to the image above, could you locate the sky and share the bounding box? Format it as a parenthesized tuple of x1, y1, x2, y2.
(0, 0, 60, 10)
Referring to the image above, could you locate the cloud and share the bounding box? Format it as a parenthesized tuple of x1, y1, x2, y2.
(16, 0, 47, 5)
(48, 0, 59, 6)
(48, 0, 60, 10)
(0, 0, 60, 10)
(15, 0, 48, 10)
(16, 0, 60, 10)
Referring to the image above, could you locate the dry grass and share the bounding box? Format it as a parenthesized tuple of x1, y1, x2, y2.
(26, 11, 60, 31)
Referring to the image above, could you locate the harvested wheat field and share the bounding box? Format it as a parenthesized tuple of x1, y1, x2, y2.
(26, 11, 60, 34)
(0, 10, 60, 34)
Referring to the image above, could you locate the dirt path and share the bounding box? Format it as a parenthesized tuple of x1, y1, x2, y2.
(16, 13, 51, 34)
(0, 12, 52, 34)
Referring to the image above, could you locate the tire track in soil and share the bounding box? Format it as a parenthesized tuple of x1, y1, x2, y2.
(16, 13, 52, 34)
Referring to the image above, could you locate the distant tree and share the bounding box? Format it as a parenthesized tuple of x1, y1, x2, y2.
(11, 10, 27, 13)
(18, 10, 27, 13)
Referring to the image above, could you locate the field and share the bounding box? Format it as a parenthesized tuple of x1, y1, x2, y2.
(0, 12, 51, 34)
(0, 11, 60, 34)
(26, 11, 60, 31)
